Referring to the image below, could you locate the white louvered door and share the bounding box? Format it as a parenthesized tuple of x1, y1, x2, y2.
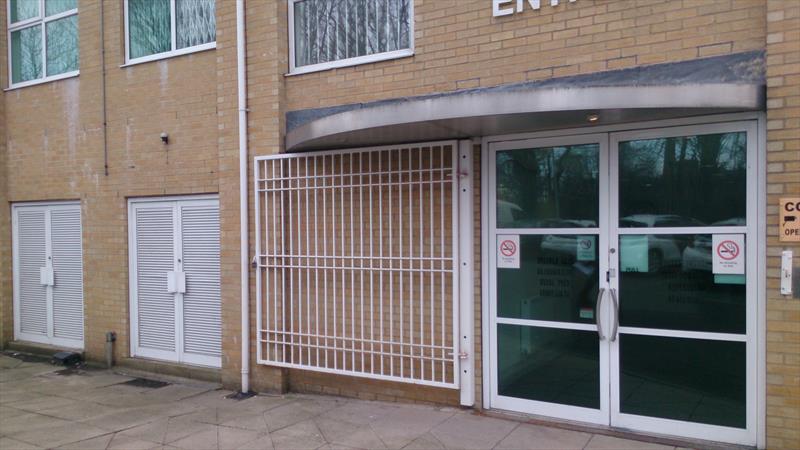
(129, 197, 221, 368)
(13, 203, 84, 349)
(179, 202, 222, 367)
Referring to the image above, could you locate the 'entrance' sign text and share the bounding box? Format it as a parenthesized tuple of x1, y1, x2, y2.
(493, 0, 577, 17)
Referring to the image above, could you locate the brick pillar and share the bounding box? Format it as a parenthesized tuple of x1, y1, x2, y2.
(765, 2, 800, 449)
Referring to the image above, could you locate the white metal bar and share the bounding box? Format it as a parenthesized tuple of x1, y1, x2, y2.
(256, 142, 459, 386)
(314, 156, 320, 366)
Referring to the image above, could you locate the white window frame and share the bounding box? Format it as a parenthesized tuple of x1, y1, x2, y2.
(6, 0, 79, 90)
(287, 0, 414, 76)
(123, 0, 216, 67)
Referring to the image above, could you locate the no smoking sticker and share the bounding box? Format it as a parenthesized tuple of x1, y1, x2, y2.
(497, 235, 520, 269)
(712, 234, 745, 275)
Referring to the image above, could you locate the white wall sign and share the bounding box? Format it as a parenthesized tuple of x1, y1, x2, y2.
(712, 234, 745, 275)
(497, 235, 520, 269)
(493, 0, 577, 17)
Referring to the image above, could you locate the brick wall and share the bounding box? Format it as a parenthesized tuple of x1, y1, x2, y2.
(765, 2, 800, 449)
(285, 0, 766, 111)
(0, 0, 219, 361)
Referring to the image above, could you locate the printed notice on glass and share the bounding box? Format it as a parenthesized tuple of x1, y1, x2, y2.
(497, 235, 520, 269)
(576, 236, 596, 261)
(712, 234, 745, 275)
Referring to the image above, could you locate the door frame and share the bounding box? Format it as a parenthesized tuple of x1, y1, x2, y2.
(127, 194, 220, 367)
(480, 112, 766, 447)
(486, 133, 611, 425)
(12, 200, 83, 349)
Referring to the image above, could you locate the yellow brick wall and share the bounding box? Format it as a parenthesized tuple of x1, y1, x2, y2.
(285, 0, 766, 111)
(765, 2, 800, 449)
(0, 0, 219, 361)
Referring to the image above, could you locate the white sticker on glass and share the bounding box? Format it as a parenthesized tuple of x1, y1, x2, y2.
(497, 235, 520, 269)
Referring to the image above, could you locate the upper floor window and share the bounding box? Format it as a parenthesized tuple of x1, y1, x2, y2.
(124, 0, 216, 65)
(7, 0, 79, 88)
(289, 0, 413, 75)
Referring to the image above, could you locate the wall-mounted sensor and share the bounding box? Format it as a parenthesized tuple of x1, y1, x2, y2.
(160, 132, 169, 144)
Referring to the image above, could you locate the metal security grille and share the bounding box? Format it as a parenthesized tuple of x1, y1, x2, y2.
(255, 142, 459, 388)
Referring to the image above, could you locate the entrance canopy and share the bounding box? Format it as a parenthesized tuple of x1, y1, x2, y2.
(286, 51, 765, 152)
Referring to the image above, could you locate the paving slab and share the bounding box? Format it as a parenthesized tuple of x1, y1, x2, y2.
(584, 434, 676, 450)
(268, 419, 327, 449)
(495, 423, 593, 450)
(0, 436, 45, 450)
(368, 405, 456, 448)
(430, 413, 519, 449)
(8, 420, 110, 448)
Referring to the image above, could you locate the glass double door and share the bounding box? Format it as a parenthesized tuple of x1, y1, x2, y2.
(488, 122, 757, 446)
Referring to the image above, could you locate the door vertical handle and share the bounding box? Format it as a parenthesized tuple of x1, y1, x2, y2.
(609, 288, 620, 342)
(595, 288, 606, 341)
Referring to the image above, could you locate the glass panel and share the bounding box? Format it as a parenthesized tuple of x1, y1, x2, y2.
(46, 15, 78, 76)
(10, 0, 39, 23)
(498, 235, 599, 324)
(11, 25, 43, 84)
(45, 0, 76, 16)
(128, 0, 171, 59)
(496, 144, 599, 228)
(620, 335, 746, 428)
(176, 0, 215, 49)
(498, 324, 599, 409)
(293, 0, 411, 68)
(619, 132, 746, 227)
(618, 234, 745, 334)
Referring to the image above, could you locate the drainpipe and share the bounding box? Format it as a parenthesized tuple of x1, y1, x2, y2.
(236, 0, 250, 394)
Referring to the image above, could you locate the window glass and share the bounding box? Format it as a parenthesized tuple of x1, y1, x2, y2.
(496, 144, 599, 228)
(11, 25, 43, 84)
(498, 325, 600, 409)
(176, 0, 216, 49)
(45, 0, 77, 16)
(498, 234, 599, 324)
(618, 234, 746, 334)
(46, 15, 79, 76)
(619, 132, 747, 227)
(10, 0, 39, 23)
(128, 0, 171, 59)
(8, 0, 79, 86)
(620, 335, 745, 428)
(293, 0, 411, 69)
(128, 0, 216, 61)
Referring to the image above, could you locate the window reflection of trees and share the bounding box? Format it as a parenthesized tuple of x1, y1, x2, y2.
(496, 145, 600, 228)
(619, 132, 747, 226)
(294, 0, 411, 67)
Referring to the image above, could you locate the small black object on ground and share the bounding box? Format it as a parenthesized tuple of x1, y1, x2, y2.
(226, 391, 256, 401)
(121, 377, 170, 389)
(51, 351, 83, 367)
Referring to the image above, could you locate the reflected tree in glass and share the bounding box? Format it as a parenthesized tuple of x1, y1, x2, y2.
(294, 0, 411, 68)
(619, 132, 746, 227)
(10, 0, 39, 23)
(46, 15, 79, 76)
(11, 25, 43, 84)
(176, 0, 216, 49)
(496, 145, 599, 228)
(129, 0, 171, 59)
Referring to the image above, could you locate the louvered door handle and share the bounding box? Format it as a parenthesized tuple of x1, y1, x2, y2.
(40, 267, 54, 286)
(167, 271, 186, 294)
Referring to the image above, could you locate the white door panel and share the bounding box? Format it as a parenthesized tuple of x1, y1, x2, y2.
(129, 197, 221, 368)
(13, 203, 84, 348)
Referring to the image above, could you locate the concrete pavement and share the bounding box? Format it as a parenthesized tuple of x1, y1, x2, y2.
(0, 352, 684, 450)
